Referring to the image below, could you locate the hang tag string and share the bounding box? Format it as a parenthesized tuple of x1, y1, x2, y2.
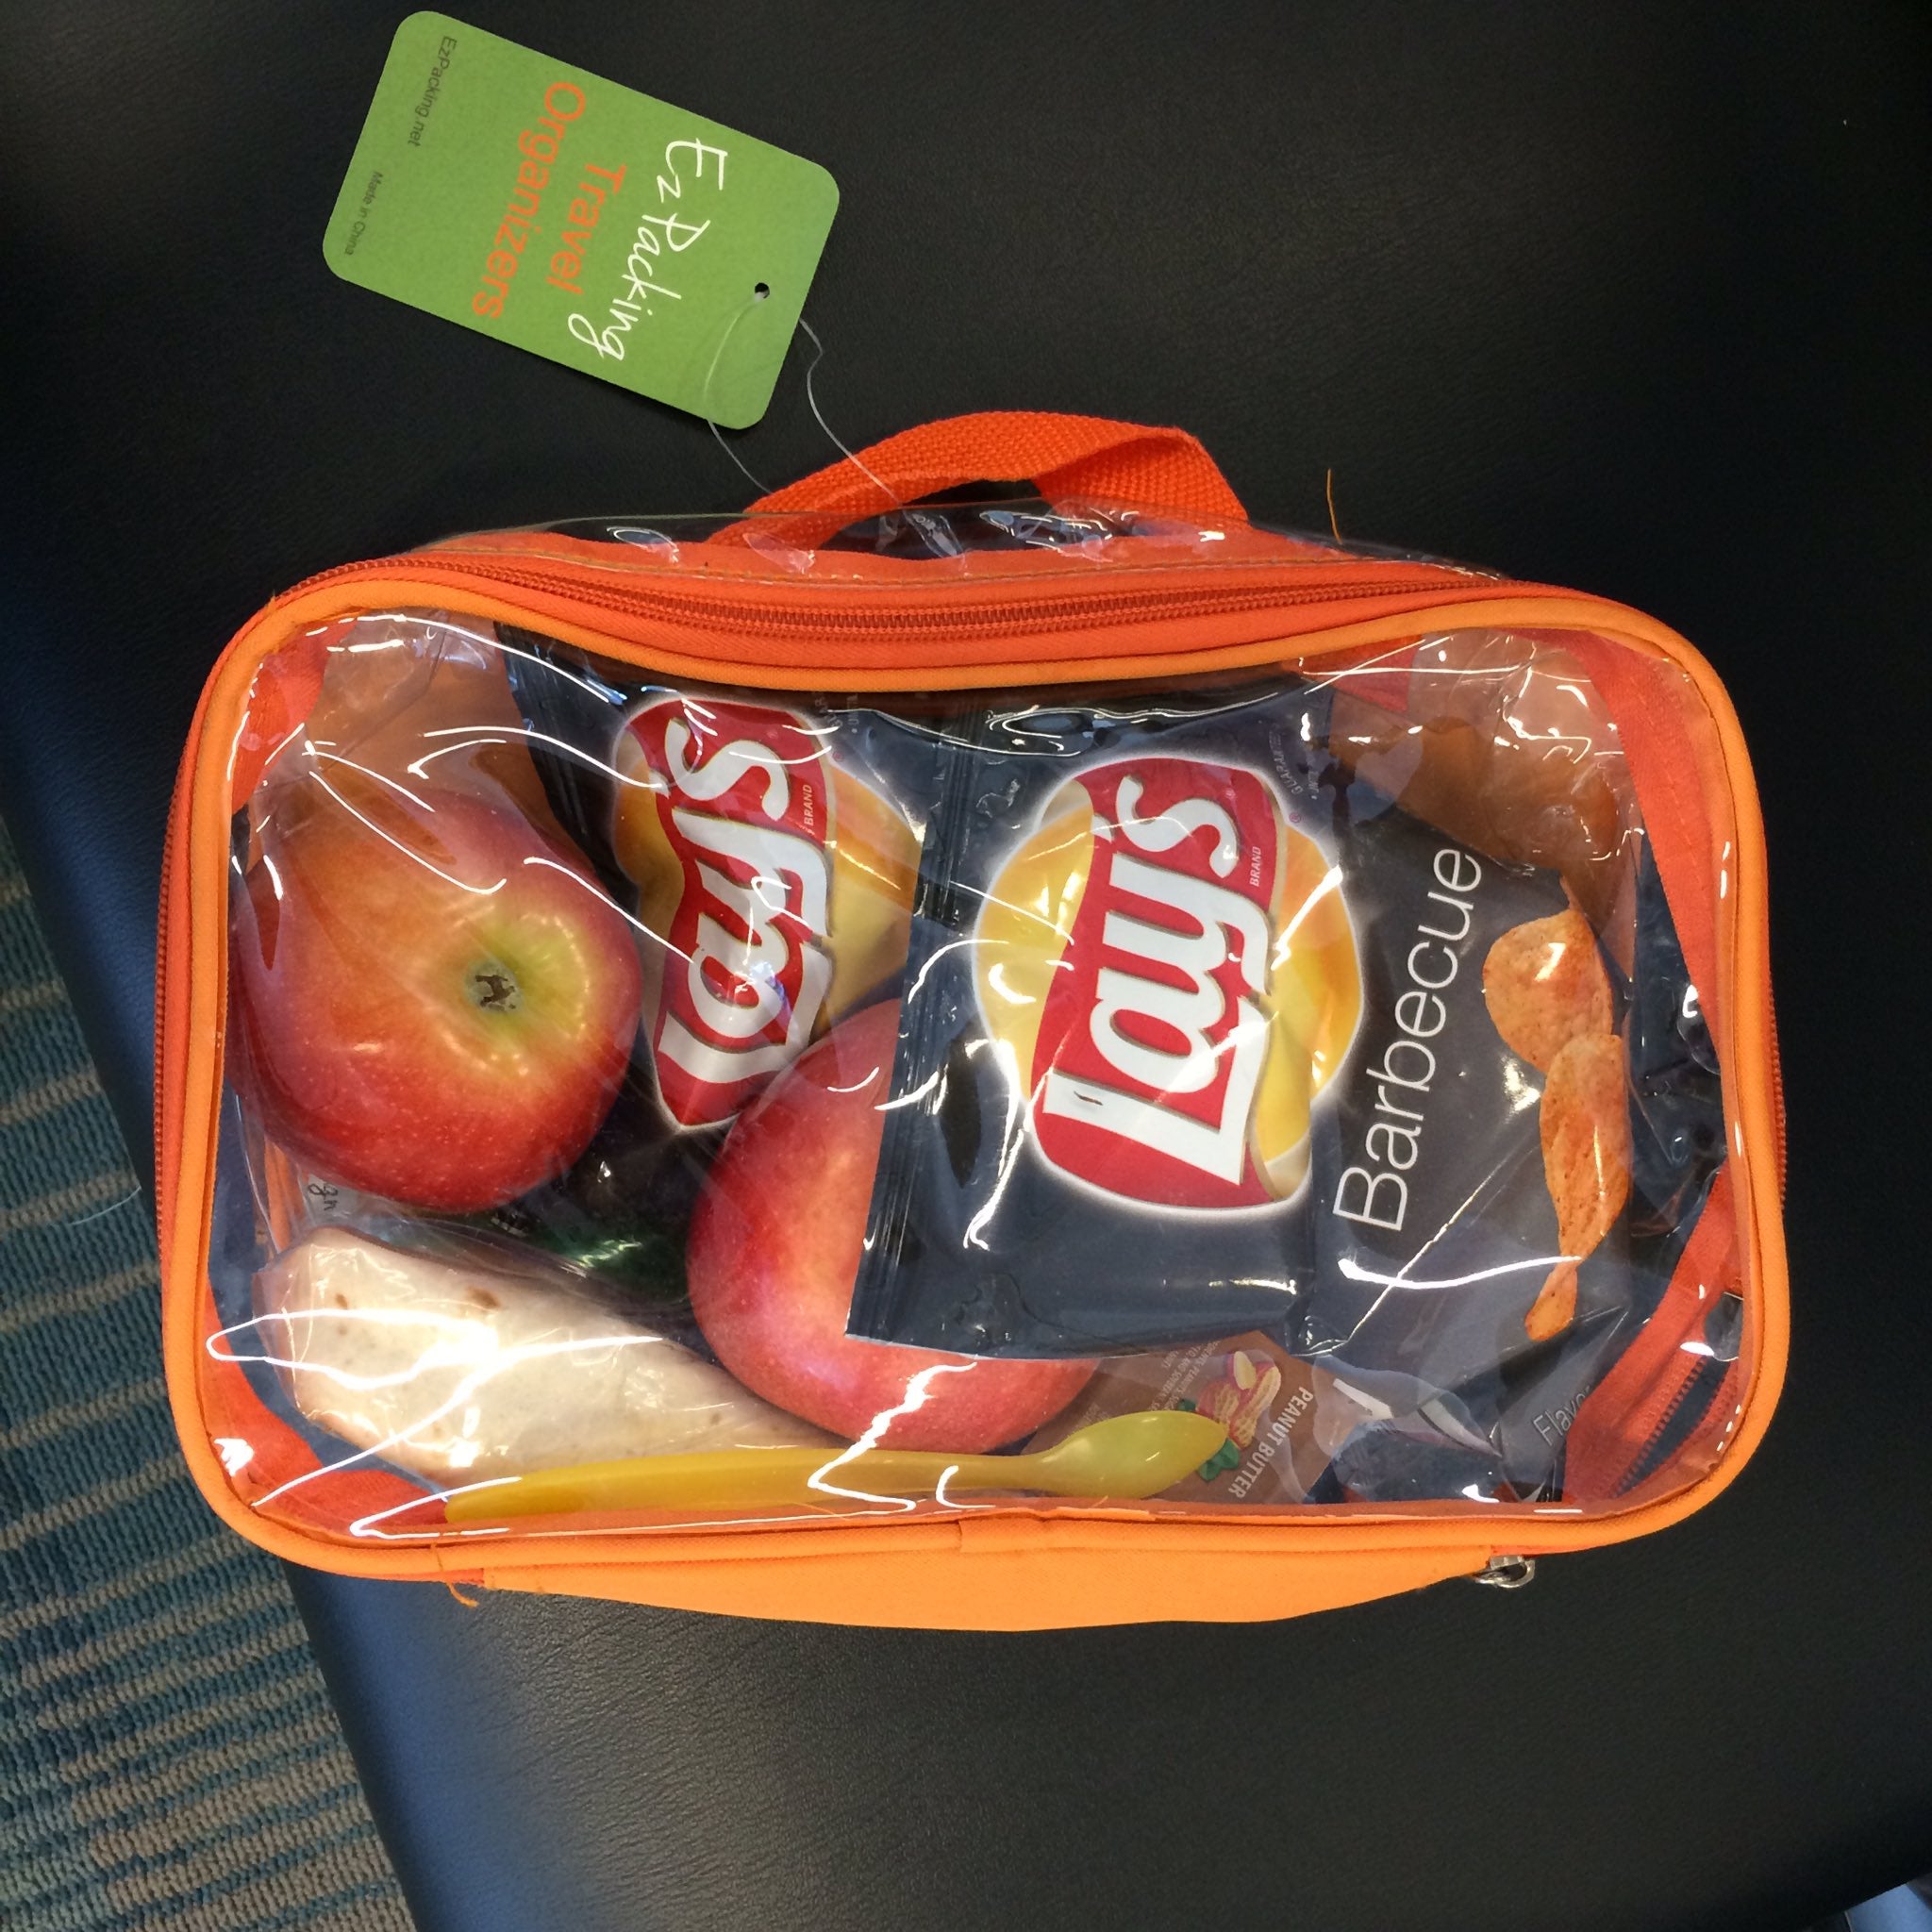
(702, 290, 775, 497)
(793, 315, 904, 513)
(701, 296, 905, 516)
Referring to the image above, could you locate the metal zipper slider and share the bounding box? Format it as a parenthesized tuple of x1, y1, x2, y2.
(1473, 1554, 1538, 1590)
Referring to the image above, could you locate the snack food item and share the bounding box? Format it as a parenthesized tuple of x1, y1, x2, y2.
(1482, 905, 1614, 1074)
(611, 692, 921, 1127)
(1533, 1031, 1635, 1335)
(236, 640, 1716, 1510)
(1195, 1348, 1284, 1450)
(205, 605, 1729, 1537)
(228, 772, 644, 1212)
(1025, 1335, 1342, 1505)
(844, 677, 1592, 1363)
(686, 1000, 1095, 1450)
(242, 1227, 831, 1484)
(1523, 1266, 1578, 1343)
(1327, 629, 1636, 944)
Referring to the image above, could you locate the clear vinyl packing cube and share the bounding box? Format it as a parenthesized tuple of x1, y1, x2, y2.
(157, 413, 1786, 1628)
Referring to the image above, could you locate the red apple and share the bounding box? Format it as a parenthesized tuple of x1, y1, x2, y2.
(229, 772, 643, 1211)
(687, 1000, 1093, 1450)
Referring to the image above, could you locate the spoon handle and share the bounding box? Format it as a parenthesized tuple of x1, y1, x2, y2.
(445, 1444, 1037, 1521)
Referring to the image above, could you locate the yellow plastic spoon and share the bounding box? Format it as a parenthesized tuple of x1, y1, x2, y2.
(444, 1408, 1230, 1522)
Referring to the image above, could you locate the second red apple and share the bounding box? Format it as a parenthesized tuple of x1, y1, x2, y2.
(687, 1001, 1094, 1451)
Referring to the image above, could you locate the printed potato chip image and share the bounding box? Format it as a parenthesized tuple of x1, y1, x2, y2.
(1324, 635, 1635, 951)
(1194, 1349, 1284, 1448)
(970, 756, 1361, 1212)
(1531, 1032, 1633, 1337)
(1482, 906, 1613, 1074)
(1524, 1265, 1579, 1342)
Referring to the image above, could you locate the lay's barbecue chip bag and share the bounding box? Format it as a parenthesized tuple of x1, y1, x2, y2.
(842, 675, 1721, 1420)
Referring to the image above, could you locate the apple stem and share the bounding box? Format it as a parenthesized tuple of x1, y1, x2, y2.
(467, 963, 522, 1013)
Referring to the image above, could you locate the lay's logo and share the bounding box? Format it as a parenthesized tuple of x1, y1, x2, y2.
(974, 757, 1362, 1210)
(612, 697, 918, 1129)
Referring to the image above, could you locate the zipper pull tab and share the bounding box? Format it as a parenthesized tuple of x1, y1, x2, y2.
(1473, 1554, 1538, 1590)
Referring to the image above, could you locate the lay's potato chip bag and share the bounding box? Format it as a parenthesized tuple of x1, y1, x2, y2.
(611, 694, 918, 1127)
(844, 676, 1649, 1363)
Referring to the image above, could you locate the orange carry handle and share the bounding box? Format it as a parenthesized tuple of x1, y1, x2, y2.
(721, 409, 1248, 546)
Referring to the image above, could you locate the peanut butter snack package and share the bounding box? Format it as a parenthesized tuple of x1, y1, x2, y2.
(1024, 1336, 1338, 1506)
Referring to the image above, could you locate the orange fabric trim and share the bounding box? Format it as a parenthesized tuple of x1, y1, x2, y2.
(491, 1538, 1487, 1631)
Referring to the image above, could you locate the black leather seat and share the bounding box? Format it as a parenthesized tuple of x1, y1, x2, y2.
(5, 7, 1928, 1927)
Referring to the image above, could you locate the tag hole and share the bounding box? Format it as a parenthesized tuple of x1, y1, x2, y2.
(752, 282, 770, 301)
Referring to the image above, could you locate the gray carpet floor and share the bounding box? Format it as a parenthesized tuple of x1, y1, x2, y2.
(0, 818, 412, 1929)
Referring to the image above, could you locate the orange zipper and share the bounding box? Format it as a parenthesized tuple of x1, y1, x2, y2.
(277, 547, 1496, 642)
(1619, 1353, 1736, 1494)
(1770, 1022, 1789, 1198)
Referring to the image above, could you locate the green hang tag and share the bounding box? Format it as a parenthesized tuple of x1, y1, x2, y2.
(325, 13, 839, 427)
